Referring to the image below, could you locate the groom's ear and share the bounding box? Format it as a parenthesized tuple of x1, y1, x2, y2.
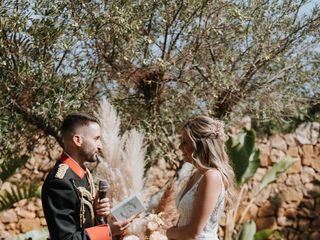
(72, 134, 82, 147)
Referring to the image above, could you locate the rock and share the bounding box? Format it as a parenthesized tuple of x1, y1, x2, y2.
(298, 218, 310, 231)
(1, 182, 13, 192)
(257, 143, 270, 155)
(299, 232, 310, 240)
(13, 199, 28, 208)
(271, 135, 287, 152)
(249, 204, 259, 219)
(281, 187, 303, 204)
(303, 183, 320, 198)
(37, 210, 45, 218)
(315, 143, 320, 155)
(17, 218, 41, 233)
(254, 168, 267, 182)
(25, 162, 34, 171)
(277, 207, 285, 217)
(277, 173, 287, 184)
(40, 217, 47, 226)
(256, 217, 277, 231)
(302, 145, 314, 158)
(311, 158, 320, 172)
(10, 173, 22, 182)
(301, 145, 318, 169)
(259, 154, 269, 167)
(315, 197, 320, 212)
(284, 207, 297, 218)
(310, 232, 320, 240)
(236, 203, 251, 223)
(26, 201, 37, 212)
(301, 198, 315, 209)
(6, 222, 16, 230)
(295, 122, 320, 145)
(257, 202, 276, 217)
(16, 208, 36, 218)
(301, 167, 316, 183)
(287, 146, 299, 157)
(0, 209, 18, 223)
(287, 229, 299, 240)
(0, 230, 11, 239)
(270, 149, 286, 163)
(284, 134, 298, 146)
(21, 168, 30, 177)
(277, 216, 294, 227)
(297, 207, 317, 218)
(255, 186, 271, 206)
(39, 158, 54, 172)
(0, 222, 5, 231)
(285, 174, 301, 186)
(311, 217, 320, 231)
(34, 198, 42, 207)
(287, 158, 301, 174)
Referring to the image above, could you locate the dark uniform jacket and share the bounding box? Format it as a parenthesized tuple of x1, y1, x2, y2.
(41, 153, 111, 240)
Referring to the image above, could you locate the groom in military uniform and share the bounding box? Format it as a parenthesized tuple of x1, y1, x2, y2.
(42, 112, 132, 240)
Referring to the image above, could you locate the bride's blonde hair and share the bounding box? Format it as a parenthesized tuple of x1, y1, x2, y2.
(183, 115, 237, 209)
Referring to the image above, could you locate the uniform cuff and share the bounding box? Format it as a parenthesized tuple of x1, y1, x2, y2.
(85, 224, 112, 240)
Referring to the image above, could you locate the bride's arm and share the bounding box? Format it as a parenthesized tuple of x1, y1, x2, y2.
(166, 170, 222, 240)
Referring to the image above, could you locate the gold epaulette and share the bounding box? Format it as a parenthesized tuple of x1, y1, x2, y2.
(55, 164, 69, 179)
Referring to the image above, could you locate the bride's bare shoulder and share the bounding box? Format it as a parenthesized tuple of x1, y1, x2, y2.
(202, 169, 222, 187)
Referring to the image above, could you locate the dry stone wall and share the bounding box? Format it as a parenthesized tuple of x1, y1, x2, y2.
(249, 122, 320, 240)
(0, 122, 319, 239)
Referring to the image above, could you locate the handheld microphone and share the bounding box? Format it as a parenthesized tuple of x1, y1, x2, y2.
(98, 180, 109, 224)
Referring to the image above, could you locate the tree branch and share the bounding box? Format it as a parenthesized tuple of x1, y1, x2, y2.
(55, 49, 68, 72)
(12, 101, 63, 147)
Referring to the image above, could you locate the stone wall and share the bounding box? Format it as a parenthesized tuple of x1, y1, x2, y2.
(231, 122, 320, 240)
(0, 142, 60, 239)
(0, 122, 319, 239)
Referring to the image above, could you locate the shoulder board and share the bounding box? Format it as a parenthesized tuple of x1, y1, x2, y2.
(55, 164, 69, 179)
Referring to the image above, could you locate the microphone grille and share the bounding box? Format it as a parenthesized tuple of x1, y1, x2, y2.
(99, 180, 108, 191)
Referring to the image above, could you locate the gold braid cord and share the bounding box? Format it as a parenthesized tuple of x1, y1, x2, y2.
(85, 168, 96, 197)
(76, 170, 96, 228)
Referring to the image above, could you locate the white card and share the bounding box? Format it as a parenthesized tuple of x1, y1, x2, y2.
(110, 195, 146, 222)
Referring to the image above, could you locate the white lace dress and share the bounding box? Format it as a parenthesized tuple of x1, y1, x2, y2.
(176, 174, 225, 240)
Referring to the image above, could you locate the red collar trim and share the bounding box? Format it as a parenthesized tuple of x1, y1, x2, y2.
(60, 153, 86, 179)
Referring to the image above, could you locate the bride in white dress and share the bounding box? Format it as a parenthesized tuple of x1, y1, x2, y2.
(166, 116, 236, 240)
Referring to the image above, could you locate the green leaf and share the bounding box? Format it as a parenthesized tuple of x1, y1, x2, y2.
(254, 229, 282, 240)
(226, 129, 260, 185)
(254, 229, 274, 240)
(0, 183, 41, 211)
(238, 220, 256, 240)
(0, 155, 29, 182)
(259, 157, 297, 191)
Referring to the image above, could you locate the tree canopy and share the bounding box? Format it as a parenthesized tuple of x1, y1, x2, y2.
(1, 0, 319, 167)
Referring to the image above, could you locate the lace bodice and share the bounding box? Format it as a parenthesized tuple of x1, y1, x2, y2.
(176, 173, 225, 240)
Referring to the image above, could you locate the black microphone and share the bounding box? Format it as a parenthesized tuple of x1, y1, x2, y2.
(98, 180, 109, 224)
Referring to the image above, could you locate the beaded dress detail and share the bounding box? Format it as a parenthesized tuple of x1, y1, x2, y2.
(176, 174, 225, 240)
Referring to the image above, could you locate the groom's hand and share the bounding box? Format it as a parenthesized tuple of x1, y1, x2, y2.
(94, 192, 110, 220)
(108, 215, 136, 236)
